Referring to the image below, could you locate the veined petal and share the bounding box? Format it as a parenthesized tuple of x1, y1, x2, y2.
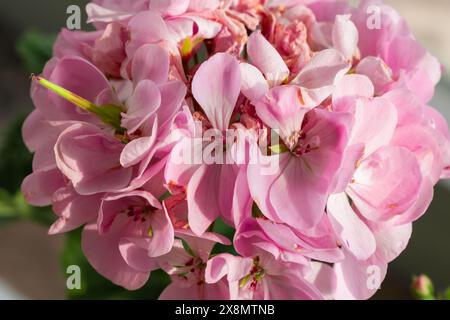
(192, 53, 241, 131)
(247, 31, 289, 87)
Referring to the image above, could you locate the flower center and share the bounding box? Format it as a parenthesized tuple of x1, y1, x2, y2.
(120, 204, 157, 237)
(292, 133, 320, 157)
(175, 257, 206, 286)
(240, 256, 265, 291)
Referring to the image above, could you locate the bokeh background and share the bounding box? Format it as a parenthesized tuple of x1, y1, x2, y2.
(0, 0, 449, 299)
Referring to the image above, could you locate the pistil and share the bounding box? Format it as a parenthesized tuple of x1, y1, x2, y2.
(32, 75, 125, 133)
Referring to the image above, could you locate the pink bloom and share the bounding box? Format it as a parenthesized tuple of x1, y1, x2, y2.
(119, 44, 186, 169)
(82, 190, 173, 290)
(332, 220, 412, 300)
(351, 0, 441, 103)
(247, 104, 353, 230)
(86, 0, 149, 26)
(54, 23, 127, 78)
(234, 217, 344, 265)
(49, 185, 103, 235)
(20, 0, 450, 301)
(165, 53, 241, 235)
(55, 122, 133, 195)
(205, 252, 324, 300)
(158, 230, 231, 300)
(243, 31, 350, 106)
(31, 56, 118, 122)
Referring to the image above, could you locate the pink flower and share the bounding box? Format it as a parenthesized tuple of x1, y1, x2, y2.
(165, 53, 241, 235)
(158, 230, 231, 300)
(248, 103, 353, 230)
(119, 44, 187, 169)
(20, 0, 450, 300)
(205, 252, 324, 300)
(351, 0, 441, 103)
(54, 23, 128, 78)
(55, 122, 133, 195)
(82, 190, 173, 290)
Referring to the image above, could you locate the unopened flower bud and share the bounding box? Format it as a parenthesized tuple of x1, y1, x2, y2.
(411, 275, 435, 300)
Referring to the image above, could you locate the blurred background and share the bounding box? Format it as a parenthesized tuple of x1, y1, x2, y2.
(0, 0, 449, 299)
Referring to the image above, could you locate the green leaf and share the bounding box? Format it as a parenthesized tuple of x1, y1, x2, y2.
(14, 192, 54, 226)
(0, 189, 20, 225)
(16, 30, 55, 73)
(0, 189, 53, 226)
(62, 229, 171, 300)
(211, 218, 238, 256)
(444, 288, 450, 300)
(0, 114, 33, 193)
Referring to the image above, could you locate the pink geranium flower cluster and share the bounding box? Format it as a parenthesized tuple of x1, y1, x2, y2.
(22, 0, 450, 300)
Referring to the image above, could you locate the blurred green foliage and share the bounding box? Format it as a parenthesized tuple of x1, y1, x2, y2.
(411, 275, 450, 300)
(0, 190, 54, 226)
(0, 114, 33, 193)
(16, 30, 55, 73)
(62, 228, 171, 300)
(0, 112, 54, 227)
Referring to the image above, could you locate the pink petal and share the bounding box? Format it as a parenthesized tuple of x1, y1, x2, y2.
(374, 223, 412, 263)
(157, 80, 187, 131)
(390, 178, 433, 225)
(327, 193, 376, 260)
(34, 56, 112, 122)
(165, 137, 203, 188)
(127, 11, 169, 56)
(254, 85, 310, 149)
(118, 241, 158, 272)
(239, 63, 269, 101)
(332, 15, 358, 61)
(332, 74, 374, 110)
(186, 165, 222, 235)
(292, 49, 350, 107)
(120, 121, 159, 168)
(247, 31, 289, 86)
(356, 56, 393, 95)
(305, 262, 337, 300)
(49, 185, 101, 235)
(149, 0, 190, 16)
(189, 0, 220, 11)
(334, 254, 387, 300)
(159, 283, 201, 300)
(391, 125, 443, 184)
(264, 273, 324, 300)
(175, 229, 230, 262)
(192, 53, 241, 131)
(21, 168, 65, 207)
(383, 88, 424, 127)
(351, 97, 398, 156)
(232, 168, 253, 227)
(348, 146, 422, 222)
(121, 80, 161, 133)
(55, 123, 132, 195)
(131, 44, 170, 84)
(205, 254, 253, 283)
(269, 110, 352, 230)
(147, 207, 175, 257)
(82, 223, 150, 290)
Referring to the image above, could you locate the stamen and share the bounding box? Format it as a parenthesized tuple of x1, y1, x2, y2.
(148, 226, 153, 238)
